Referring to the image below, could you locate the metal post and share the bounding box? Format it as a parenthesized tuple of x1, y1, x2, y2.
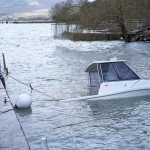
(41, 137, 49, 150)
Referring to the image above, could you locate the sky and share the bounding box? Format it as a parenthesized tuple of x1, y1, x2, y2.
(0, 0, 95, 19)
(0, 0, 66, 19)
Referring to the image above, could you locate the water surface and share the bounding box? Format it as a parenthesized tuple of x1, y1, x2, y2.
(0, 23, 150, 150)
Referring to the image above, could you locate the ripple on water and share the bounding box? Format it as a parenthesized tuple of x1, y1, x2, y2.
(1, 23, 150, 150)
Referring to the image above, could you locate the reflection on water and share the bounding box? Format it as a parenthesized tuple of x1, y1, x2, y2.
(0, 24, 150, 150)
(16, 108, 32, 117)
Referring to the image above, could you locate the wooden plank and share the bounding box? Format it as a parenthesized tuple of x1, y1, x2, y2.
(0, 80, 30, 150)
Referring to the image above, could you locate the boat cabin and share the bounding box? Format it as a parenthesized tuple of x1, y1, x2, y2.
(85, 60, 140, 94)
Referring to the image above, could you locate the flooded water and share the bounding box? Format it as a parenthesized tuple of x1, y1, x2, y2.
(1, 23, 150, 150)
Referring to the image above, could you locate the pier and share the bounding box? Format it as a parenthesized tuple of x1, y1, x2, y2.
(0, 80, 30, 150)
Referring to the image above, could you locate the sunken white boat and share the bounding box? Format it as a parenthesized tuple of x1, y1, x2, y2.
(68, 58, 150, 101)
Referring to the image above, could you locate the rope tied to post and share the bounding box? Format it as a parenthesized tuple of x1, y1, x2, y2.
(29, 84, 33, 93)
(1, 71, 60, 101)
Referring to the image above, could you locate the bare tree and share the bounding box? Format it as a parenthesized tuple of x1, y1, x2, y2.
(109, 5, 129, 42)
(50, 0, 150, 42)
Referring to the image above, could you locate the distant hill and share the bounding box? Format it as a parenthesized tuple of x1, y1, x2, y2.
(0, 0, 64, 20)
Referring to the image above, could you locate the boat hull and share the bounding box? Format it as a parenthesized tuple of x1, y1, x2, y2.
(64, 88, 150, 102)
(96, 88, 150, 100)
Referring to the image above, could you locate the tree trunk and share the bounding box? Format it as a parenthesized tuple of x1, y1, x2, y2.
(113, 6, 130, 42)
(120, 23, 129, 42)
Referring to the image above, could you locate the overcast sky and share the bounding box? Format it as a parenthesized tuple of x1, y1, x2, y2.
(0, 0, 66, 17)
(0, 0, 94, 18)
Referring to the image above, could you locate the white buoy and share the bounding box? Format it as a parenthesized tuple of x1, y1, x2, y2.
(15, 94, 32, 109)
(41, 137, 49, 150)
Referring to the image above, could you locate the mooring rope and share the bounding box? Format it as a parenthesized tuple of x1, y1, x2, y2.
(52, 119, 94, 129)
(0, 109, 13, 114)
(1, 71, 61, 101)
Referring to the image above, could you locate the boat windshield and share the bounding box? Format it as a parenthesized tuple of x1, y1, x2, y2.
(101, 62, 140, 82)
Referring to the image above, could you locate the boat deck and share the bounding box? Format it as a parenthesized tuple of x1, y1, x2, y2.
(0, 80, 30, 150)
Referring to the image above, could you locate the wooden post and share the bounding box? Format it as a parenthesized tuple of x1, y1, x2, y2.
(2, 53, 6, 70)
(6, 68, 8, 75)
(2, 53, 8, 75)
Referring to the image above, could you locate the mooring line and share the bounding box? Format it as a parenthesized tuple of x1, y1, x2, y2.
(53, 119, 94, 130)
(1, 71, 60, 101)
(1, 71, 88, 102)
(0, 109, 14, 114)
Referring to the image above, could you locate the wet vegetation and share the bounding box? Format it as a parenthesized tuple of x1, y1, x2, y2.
(50, 0, 150, 42)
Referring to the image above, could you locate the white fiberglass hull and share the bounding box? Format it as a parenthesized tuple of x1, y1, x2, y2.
(64, 80, 150, 101)
(65, 88, 150, 102)
(96, 88, 150, 100)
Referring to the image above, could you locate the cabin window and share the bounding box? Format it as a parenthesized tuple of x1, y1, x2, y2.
(101, 63, 119, 82)
(89, 71, 101, 95)
(89, 72, 100, 87)
(101, 62, 140, 82)
(112, 62, 140, 80)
